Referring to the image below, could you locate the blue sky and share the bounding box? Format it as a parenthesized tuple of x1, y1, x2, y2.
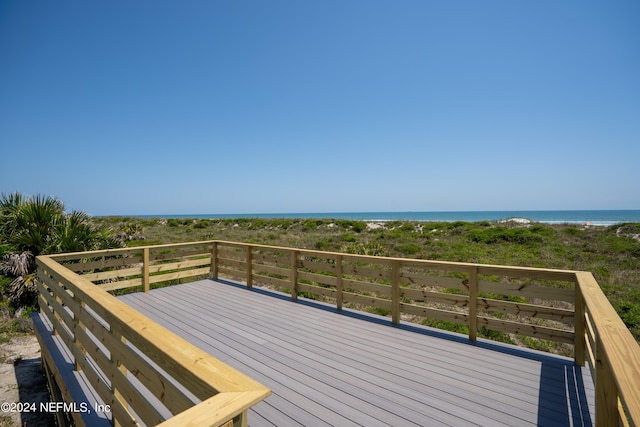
(1, 1, 639, 215)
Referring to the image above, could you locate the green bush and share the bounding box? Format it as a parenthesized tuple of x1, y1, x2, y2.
(617, 300, 640, 337)
(193, 219, 211, 229)
(351, 221, 367, 233)
(341, 233, 357, 242)
(302, 219, 324, 232)
(605, 236, 640, 257)
(420, 318, 469, 335)
(469, 227, 545, 245)
(399, 223, 415, 232)
(248, 219, 267, 230)
(609, 223, 640, 235)
(563, 227, 584, 236)
(315, 238, 333, 251)
(478, 327, 515, 344)
(366, 307, 391, 316)
(396, 243, 422, 255)
(341, 242, 386, 257)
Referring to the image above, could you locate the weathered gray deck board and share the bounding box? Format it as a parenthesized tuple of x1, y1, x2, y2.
(118, 279, 594, 426)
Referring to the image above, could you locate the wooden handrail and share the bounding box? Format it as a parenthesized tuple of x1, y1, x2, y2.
(576, 272, 640, 425)
(36, 253, 270, 426)
(41, 239, 640, 426)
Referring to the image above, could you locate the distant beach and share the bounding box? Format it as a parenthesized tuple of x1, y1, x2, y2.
(134, 210, 640, 227)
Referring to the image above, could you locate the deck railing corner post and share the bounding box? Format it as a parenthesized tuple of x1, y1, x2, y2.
(210, 241, 218, 280)
(574, 274, 586, 366)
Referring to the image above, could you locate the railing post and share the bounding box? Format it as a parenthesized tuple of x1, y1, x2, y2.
(469, 266, 479, 341)
(291, 250, 298, 301)
(73, 296, 87, 371)
(112, 328, 127, 427)
(143, 247, 150, 293)
(595, 339, 618, 426)
(391, 260, 401, 325)
(336, 255, 343, 311)
(210, 242, 218, 280)
(574, 279, 586, 366)
(231, 411, 247, 427)
(246, 245, 253, 289)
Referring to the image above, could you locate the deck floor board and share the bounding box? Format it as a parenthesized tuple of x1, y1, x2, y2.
(118, 279, 594, 426)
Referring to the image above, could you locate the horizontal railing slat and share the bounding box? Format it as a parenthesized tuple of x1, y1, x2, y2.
(251, 273, 290, 289)
(399, 271, 468, 291)
(297, 282, 337, 299)
(252, 263, 290, 278)
(297, 270, 338, 287)
(148, 266, 210, 285)
(478, 280, 575, 303)
(401, 303, 469, 324)
(477, 316, 574, 344)
(400, 287, 470, 307)
(82, 266, 143, 282)
(342, 278, 391, 297)
(342, 292, 392, 310)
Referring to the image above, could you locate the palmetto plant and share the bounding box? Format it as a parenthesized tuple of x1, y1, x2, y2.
(0, 252, 37, 307)
(0, 192, 122, 307)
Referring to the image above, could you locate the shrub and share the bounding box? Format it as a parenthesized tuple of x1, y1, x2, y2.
(302, 219, 323, 232)
(193, 219, 211, 229)
(605, 236, 640, 257)
(563, 227, 583, 236)
(366, 307, 391, 316)
(616, 301, 640, 335)
(341, 233, 356, 242)
(400, 223, 415, 232)
(351, 221, 367, 233)
(420, 318, 469, 335)
(478, 327, 515, 344)
(341, 242, 386, 257)
(469, 227, 545, 245)
(396, 243, 422, 255)
(315, 238, 333, 251)
(248, 219, 267, 230)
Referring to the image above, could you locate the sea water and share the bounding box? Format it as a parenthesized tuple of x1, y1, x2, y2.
(139, 210, 640, 226)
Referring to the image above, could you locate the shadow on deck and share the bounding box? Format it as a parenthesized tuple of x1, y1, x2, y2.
(118, 279, 594, 427)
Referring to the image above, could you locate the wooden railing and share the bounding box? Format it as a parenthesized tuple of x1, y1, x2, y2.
(41, 240, 640, 426)
(576, 272, 640, 426)
(36, 251, 270, 427)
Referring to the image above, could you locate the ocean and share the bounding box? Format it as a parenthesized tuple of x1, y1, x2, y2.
(139, 210, 640, 227)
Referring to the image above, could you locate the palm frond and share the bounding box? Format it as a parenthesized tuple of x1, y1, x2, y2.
(7, 272, 39, 308)
(0, 252, 33, 277)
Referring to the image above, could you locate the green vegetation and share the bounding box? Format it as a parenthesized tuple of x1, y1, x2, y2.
(3, 196, 638, 344)
(0, 192, 122, 310)
(90, 215, 640, 342)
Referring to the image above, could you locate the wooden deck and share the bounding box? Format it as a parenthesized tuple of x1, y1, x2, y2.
(117, 279, 594, 427)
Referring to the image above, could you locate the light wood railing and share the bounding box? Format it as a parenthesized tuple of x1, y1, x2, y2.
(42, 240, 640, 426)
(36, 251, 270, 427)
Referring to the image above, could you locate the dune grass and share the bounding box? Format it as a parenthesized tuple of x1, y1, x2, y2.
(95, 216, 640, 342)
